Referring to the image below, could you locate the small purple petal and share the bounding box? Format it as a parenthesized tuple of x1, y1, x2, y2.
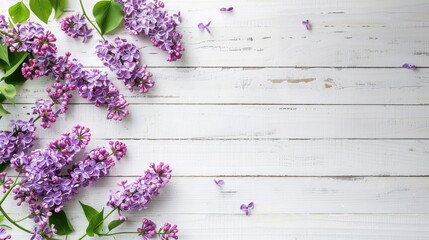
(402, 63, 417, 70)
(220, 7, 234, 12)
(198, 21, 211, 33)
(302, 20, 311, 31)
(240, 204, 247, 210)
(247, 202, 254, 209)
(214, 179, 224, 186)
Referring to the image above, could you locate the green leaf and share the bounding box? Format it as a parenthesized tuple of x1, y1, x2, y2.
(48, 210, 74, 236)
(108, 219, 124, 232)
(92, 0, 124, 35)
(29, 0, 53, 24)
(0, 162, 10, 173)
(50, 0, 66, 19)
(86, 209, 104, 237)
(8, 2, 30, 23)
(79, 202, 99, 222)
(0, 46, 9, 67)
(1, 52, 28, 81)
(0, 84, 16, 102)
(0, 104, 10, 117)
(0, 215, 4, 222)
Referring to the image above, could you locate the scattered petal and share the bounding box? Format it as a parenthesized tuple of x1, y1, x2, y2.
(198, 21, 211, 33)
(240, 202, 254, 216)
(402, 63, 417, 70)
(214, 179, 224, 186)
(220, 7, 234, 12)
(302, 19, 311, 31)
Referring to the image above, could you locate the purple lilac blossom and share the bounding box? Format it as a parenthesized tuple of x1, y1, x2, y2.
(107, 162, 172, 218)
(220, 7, 234, 12)
(0, 119, 36, 164)
(138, 218, 157, 240)
(30, 222, 56, 240)
(21, 58, 44, 80)
(11, 125, 126, 228)
(214, 179, 224, 186)
(0, 227, 11, 240)
(402, 63, 417, 70)
(96, 37, 154, 93)
(240, 202, 254, 216)
(60, 14, 93, 43)
(159, 223, 179, 240)
(0, 15, 8, 29)
(198, 21, 211, 33)
(302, 20, 311, 31)
(115, 0, 184, 61)
(0, 172, 13, 193)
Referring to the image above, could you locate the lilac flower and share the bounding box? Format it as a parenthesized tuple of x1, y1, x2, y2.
(0, 119, 36, 163)
(96, 37, 155, 93)
(138, 218, 157, 240)
(240, 202, 254, 216)
(116, 0, 184, 61)
(402, 63, 417, 70)
(214, 179, 224, 186)
(159, 223, 178, 240)
(12, 126, 125, 225)
(0, 227, 11, 240)
(30, 223, 56, 240)
(302, 20, 311, 31)
(0, 15, 8, 30)
(110, 140, 128, 160)
(32, 99, 57, 128)
(107, 162, 172, 215)
(220, 7, 234, 12)
(198, 21, 211, 33)
(0, 172, 13, 193)
(60, 14, 93, 42)
(21, 58, 45, 80)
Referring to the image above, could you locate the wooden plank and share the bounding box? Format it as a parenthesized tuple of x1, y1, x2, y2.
(2, 104, 429, 139)
(2, 177, 429, 214)
(2, 0, 429, 67)
(27, 139, 429, 176)
(6, 213, 429, 239)
(12, 67, 429, 104)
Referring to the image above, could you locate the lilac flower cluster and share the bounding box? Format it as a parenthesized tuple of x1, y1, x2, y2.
(116, 0, 184, 61)
(60, 14, 93, 43)
(107, 162, 171, 219)
(0, 17, 130, 128)
(0, 119, 36, 164)
(10, 125, 126, 235)
(96, 37, 154, 93)
(138, 219, 178, 240)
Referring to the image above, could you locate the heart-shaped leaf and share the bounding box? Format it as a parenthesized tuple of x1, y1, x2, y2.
(50, 0, 66, 19)
(1, 52, 28, 81)
(0, 46, 10, 67)
(0, 104, 10, 117)
(48, 210, 74, 236)
(29, 0, 53, 24)
(8, 2, 30, 23)
(93, 0, 124, 35)
(79, 202, 99, 222)
(0, 162, 10, 173)
(86, 209, 104, 237)
(0, 84, 16, 102)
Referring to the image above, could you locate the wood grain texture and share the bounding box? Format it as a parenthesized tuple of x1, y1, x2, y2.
(3, 104, 429, 139)
(11, 68, 429, 104)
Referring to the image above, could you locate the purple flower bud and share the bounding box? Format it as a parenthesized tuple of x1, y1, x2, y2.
(220, 7, 234, 12)
(159, 222, 178, 240)
(137, 218, 156, 239)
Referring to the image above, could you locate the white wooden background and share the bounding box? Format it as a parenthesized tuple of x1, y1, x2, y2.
(2, 0, 429, 239)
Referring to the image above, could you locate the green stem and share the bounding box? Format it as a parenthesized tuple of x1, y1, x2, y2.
(79, 0, 105, 40)
(14, 214, 32, 223)
(77, 207, 118, 240)
(0, 206, 31, 234)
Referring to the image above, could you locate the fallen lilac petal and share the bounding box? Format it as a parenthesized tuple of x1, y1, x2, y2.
(220, 7, 234, 12)
(302, 20, 311, 31)
(402, 63, 417, 70)
(240, 202, 254, 216)
(214, 179, 224, 186)
(198, 21, 211, 33)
